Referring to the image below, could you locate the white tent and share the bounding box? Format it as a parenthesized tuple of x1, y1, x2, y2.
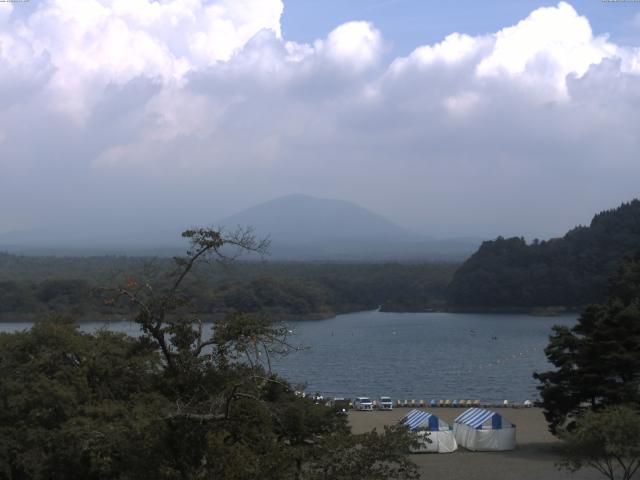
(453, 408, 516, 451)
(401, 409, 457, 453)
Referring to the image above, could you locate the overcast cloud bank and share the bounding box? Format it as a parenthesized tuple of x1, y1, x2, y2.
(1, 1, 639, 239)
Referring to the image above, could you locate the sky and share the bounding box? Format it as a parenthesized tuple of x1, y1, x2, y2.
(1, 0, 639, 241)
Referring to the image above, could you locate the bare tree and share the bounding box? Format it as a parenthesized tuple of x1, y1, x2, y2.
(103, 227, 270, 368)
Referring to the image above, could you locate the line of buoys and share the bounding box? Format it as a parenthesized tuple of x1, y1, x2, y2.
(464, 345, 543, 374)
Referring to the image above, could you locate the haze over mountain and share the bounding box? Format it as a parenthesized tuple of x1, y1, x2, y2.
(0, 194, 479, 260)
(218, 194, 479, 260)
(219, 194, 416, 243)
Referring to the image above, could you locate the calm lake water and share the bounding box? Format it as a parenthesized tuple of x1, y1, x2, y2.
(0, 311, 576, 403)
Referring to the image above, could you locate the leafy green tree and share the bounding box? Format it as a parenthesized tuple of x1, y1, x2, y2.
(0, 319, 165, 480)
(558, 405, 640, 480)
(104, 227, 418, 479)
(534, 253, 640, 434)
(305, 426, 419, 480)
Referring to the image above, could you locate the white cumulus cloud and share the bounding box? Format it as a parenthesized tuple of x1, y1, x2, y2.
(0, 0, 284, 119)
(317, 21, 383, 72)
(476, 2, 619, 99)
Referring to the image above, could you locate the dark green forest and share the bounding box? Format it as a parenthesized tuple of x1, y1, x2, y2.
(0, 254, 456, 321)
(448, 200, 640, 309)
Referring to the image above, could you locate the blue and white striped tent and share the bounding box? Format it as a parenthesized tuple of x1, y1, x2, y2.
(402, 409, 445, 431)
(400, 410, 457, 453)
(453, 408, 516, 451)
(455, 408, 506, 429)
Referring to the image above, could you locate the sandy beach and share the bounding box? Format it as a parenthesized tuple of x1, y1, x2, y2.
(349, 407, 601, 480)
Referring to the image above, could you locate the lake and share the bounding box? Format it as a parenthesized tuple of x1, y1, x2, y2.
(0, 311, 576, 403)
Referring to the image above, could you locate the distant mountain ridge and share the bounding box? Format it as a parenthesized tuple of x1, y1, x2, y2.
(219, 194, 478, 260)
(448, 199, 640, 308)
(0, 194, 480, 260)
(219, 193, 418, 243)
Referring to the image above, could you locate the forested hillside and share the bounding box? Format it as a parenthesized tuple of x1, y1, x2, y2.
(0, 254, 456, 320)
(448, 200, 640, 309)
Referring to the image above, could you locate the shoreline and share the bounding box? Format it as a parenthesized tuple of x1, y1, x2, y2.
(0, 306, 580, 324)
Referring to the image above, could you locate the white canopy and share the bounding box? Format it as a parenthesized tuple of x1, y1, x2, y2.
(401, 409, 457, 453)
(453, 408, 516, 451)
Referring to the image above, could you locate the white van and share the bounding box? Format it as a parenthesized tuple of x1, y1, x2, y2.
(378, 396, 393, 410)
(353, 397, 373, 411)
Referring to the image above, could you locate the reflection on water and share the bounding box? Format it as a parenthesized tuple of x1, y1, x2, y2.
(0, 311, 576, 403)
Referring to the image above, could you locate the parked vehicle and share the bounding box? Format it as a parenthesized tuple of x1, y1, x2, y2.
(328, 397, 350, 413)
(353, 397, 374, 411)
(378, 396, 393, 410)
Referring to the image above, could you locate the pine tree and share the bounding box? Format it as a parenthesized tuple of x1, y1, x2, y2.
(534, 252, 640, 434)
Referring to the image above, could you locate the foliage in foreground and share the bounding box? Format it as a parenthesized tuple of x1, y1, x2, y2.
(0, 228, 418, 480)
(558, 405, 640, 480)
(534, 252, 640, 434)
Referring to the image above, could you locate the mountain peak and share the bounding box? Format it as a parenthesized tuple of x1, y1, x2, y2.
(220, 194, 414, 243)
